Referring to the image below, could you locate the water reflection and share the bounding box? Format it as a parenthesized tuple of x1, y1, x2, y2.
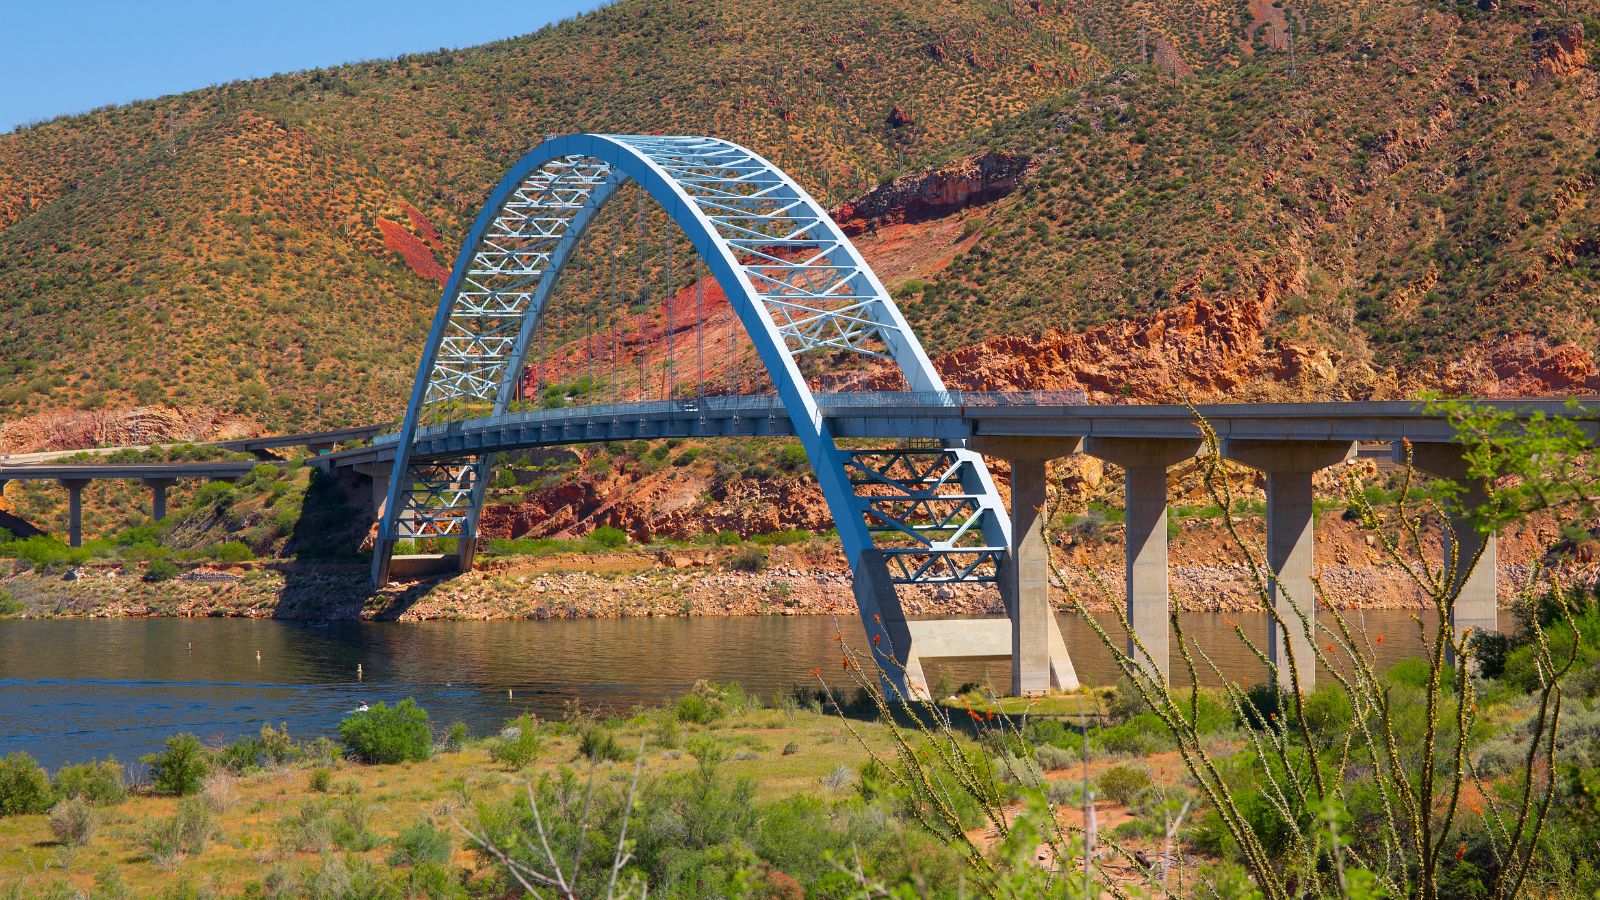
(0, 609, 1455, 768)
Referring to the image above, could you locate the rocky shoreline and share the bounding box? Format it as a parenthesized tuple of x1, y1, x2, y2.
(0, 545, 1545, 623)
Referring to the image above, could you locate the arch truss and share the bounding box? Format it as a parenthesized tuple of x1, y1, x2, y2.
(375, 134, 1019, 695)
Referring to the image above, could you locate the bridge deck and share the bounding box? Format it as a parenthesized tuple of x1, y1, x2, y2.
(313, 393, 1600, 470)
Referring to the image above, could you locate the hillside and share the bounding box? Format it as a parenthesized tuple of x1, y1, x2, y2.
(0, 0, 1101, 432)
(3, 0, 1598, 439)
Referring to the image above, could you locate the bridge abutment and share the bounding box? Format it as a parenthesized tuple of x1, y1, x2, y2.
(1084, 437, 1203, 683)
(1223, 440, 1357, 692)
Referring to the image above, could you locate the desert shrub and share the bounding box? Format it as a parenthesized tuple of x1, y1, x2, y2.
(390, 819, 452, 868)
(279, 801, 335, 853)
(142, 799, 217, 869)
(0, 752, 54, 815)
(259, 722, 296, 766)
(216, 735, 262, 774)
(750, 528, 809, 546)
(1098, 764, 1151, 806)
(47, 797, 94, 846)
(143, 558, 180, 582)
(143, 733, 209, 796)
(205, 540, 254, 562)
(1091, 721, 1160, 756)
(444, 721, 469, 751)
(782, 741, 801, 756)
(776, 443, 809, 472)
(8, 536, 88, 570)
(202, 771, 237, 814)
(587, 525, 627, 549)
(53, 758, 125, 806)
(339, 699, 432, 764)
(0, 589, 23, 617)
(727, 546, 769, 572)
(578, 727, 626, 763)
(1033, 743, 1078, 771)
(675, 681, 750, 724)
(489, 715, 543, 769)
(309, 768, 333, 793)
(1237, 683, 1281, 731)
(1299, 684, 1354, 741)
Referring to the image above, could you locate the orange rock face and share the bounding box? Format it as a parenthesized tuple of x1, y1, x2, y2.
(932, 264, 1299, 402)
(1532, 23, 1587, 83)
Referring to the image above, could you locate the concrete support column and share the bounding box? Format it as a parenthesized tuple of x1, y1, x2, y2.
(143, 478, 176, 521)
(58, 478, 90, 548)
(1404, 443, 1498, 665)
(971, 436, 1082, 697)
(1223, 440, 1357, 692)
(1084, 438, 1203, 682)
(0, 479, 8, 512)
(1009, 453, 1052, 696)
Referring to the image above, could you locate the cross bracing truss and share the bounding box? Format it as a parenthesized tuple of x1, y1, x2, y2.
(378, 135, 1016, 683)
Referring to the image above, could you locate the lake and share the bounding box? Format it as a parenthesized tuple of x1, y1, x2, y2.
(0, 609, 1450, 769)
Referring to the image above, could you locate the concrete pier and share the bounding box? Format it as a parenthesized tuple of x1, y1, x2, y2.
(143, 477, 176, 521)
(1085, 437, 1202, 682)
(1223, 440, 1356, 691)
(1404, 443, 1498, 664)
(58, 478, 89, 547)
(971, 436, 1082, 696)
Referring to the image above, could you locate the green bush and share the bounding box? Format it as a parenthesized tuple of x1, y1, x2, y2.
(205, 541, 255, 562)
(1097, 764, 1150, 806)
(675, 681, 750, 724)
(339, 699, 432, 764)
(309, 768, 333, 793)
(0, 752, 53, 816)
(48, 797, 94, 846)
(489, 714, 543, 769)
(8, 536, 88, 570)
(578, 727, 627, 762)
(143, 733, 209, 796)
(259, 722, 296, 766)
(216, 735, 262, 774)
(587, 526, 627, 549)
(0, 589, 22, 618)
(727, 546, 769, 573)
(389, 819, 452, 868)
(143, 558, 180, 582)
(53, 758, 125, 806)
(445, 721, 469, 751)
(142, 798, 217, 868)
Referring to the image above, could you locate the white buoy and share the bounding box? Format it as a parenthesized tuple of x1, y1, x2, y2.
(508, 688, 514, 700)
(357, 663, 364, 682)
(255, 650, 261, 665)
(186, 642, 192, 653)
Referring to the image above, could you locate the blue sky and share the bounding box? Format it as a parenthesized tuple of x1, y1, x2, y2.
(0, 0, 605, 132)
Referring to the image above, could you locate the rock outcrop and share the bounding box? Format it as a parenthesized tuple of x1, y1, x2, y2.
(1532, 23, 1587, 83)
(832, 152, 1034, 235)
(0, 405, 257, 455)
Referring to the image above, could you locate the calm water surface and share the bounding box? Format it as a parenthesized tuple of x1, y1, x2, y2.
(0, 610, 1448, 768)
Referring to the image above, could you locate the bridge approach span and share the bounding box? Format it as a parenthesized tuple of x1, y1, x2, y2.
(319, 394, 1600, 467)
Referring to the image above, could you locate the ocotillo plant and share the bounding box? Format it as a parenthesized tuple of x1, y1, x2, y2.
(1054, 401, 1594, 899)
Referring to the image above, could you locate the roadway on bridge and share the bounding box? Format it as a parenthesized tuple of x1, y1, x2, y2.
(314, 392, 1600, 470)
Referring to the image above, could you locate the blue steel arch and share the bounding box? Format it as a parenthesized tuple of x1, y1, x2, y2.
(376, 134, 1011, 692)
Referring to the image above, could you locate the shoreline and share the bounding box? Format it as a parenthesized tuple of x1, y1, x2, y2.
(0, 551, 1550, 623)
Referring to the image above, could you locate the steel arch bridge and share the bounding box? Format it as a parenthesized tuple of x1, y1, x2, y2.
(375, 134, 1073, 696)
